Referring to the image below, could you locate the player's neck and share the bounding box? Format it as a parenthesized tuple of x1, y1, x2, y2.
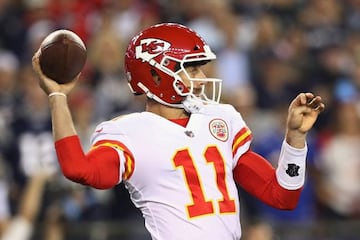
(146, 100, 190, 120)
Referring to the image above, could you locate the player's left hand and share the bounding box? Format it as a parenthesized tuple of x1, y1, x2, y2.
(286, 92, 325, 147)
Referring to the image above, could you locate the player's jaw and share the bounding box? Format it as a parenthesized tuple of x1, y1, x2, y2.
(179, 69, 206, 95)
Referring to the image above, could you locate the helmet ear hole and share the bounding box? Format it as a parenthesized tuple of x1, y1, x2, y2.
(150, 69, 161, 86)
(163, 59, 170, 66)
(175, 80, 186, 93)
(174, 62, 181, 72)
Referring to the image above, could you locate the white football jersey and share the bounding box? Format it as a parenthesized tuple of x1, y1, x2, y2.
(91, 104, 252, 240)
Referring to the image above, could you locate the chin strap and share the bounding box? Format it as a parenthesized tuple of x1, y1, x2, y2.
(182, 96, 204, 113)
(139, 81, 205, 113)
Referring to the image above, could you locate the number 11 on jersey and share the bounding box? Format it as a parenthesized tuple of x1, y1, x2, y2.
(173, 146, 236, 218)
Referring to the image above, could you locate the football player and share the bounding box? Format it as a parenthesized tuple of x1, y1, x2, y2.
(32, 23, 324, 240)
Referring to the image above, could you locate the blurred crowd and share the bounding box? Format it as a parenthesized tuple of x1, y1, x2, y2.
(1, 0, 360, 239)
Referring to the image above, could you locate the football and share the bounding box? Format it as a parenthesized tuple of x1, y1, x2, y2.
(39, 29, 87, 84)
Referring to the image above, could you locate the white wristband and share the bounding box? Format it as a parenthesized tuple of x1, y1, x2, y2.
(48, 92, 67, 98)
(276, 140, 307, 190)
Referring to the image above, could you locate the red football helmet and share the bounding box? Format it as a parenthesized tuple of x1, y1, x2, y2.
(124, 23, 222, 113)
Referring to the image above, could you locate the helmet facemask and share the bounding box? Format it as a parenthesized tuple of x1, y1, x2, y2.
(156, 45, 223, 113)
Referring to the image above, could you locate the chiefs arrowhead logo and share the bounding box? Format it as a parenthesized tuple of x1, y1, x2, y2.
(135, 38, 171, 62)
(209, 119, 228, 142)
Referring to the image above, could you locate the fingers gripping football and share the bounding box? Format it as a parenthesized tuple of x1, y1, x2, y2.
(32, 50, 78, 95)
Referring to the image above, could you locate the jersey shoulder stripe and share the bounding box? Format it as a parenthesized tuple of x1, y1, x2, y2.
(232, 126, 252, 156)
(92, 139, 135, 180)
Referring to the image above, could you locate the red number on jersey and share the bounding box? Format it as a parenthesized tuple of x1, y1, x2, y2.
(173, 146, 236, 218)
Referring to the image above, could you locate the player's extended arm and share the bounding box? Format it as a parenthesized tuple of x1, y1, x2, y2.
(233, 149, 302, 210)
(32, 50, 77, 141)
(32, 50, 120, 189)
(44, 83, 122, 189)
(55, 136, 120, 189)
(233, 92, 324, 209)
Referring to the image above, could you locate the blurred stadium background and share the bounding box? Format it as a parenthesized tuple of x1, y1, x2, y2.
(0, 0, 360, 239)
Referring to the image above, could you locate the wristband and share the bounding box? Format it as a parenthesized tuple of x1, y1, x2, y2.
(276, 140, 307, 190)
(48, 92, 67, 98)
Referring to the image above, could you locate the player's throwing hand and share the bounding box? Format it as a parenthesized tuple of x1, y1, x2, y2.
(32, 50, 78, 96)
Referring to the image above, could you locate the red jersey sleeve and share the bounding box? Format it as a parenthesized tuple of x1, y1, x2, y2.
(55, 135, 120, 189)
(233, 150, 302, 210)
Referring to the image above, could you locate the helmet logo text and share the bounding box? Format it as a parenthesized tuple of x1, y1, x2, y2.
(135, 38, 171, 62)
